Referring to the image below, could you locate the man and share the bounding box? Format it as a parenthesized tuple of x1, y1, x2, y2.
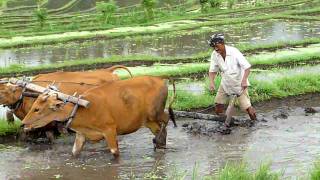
(208, 33, 257, 126)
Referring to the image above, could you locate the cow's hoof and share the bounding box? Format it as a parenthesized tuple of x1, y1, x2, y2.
(112, 153, 120, 160)
(72, 153, 80, 159)
(19, 131, 27, 141)
(156, 145, 166, 149)
(218, 126, 231, 135)
(153, 138, 166, 149)
(45, 131, 55, 144)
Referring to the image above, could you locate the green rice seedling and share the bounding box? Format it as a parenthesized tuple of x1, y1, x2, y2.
(217, 163, 252, 180)
(310, 159, 320, 180)
(0, 120, 21, 136)
(216, 162, 279, 180)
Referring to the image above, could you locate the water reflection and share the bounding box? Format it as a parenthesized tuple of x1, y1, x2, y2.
(0, 20, 319, 67)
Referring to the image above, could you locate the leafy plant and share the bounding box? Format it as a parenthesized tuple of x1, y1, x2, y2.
(227, 0, 236, 9)
(199, 0, 209, 12)
(96, 1, 118, 24)
(68, 17, 80, 30)
(34, 8, 48, 28)
(200, 0, 221, 12)
(208, 0, 222, 9)
(141, 0, 158, 20)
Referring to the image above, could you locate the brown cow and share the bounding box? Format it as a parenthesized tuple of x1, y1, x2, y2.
(22, 76, 176, 157)
(0, 65, 132, 141)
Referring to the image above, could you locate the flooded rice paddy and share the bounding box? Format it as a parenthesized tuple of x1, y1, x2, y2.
(0, 94, 319, 179)
(6, 0, 190, 11)
(0, 19, 319, 67)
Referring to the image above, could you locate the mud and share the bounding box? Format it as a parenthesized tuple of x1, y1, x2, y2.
(0, 94, 319, 179)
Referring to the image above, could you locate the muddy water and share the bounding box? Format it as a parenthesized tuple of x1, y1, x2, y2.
(0, 19, 319, 67)
(0, 94, 320, 179)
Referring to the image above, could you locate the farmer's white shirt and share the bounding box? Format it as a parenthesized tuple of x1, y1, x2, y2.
(209, 45, 251, 95)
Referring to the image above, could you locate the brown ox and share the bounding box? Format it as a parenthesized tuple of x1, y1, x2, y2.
(22, 76, 176, 157)
(0, 65, 132, 141)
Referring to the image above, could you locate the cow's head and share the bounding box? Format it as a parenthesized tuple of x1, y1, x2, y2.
(22, 93, 72, 132)
(0, 81, 23, 105)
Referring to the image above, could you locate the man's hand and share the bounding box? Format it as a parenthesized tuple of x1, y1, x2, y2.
(241, 80, 248, 90)
(209, 82, 215, 92)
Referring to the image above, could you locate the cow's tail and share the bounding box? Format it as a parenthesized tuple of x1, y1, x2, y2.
(106, 65, 133, 78)
(168, 78, 177, 128)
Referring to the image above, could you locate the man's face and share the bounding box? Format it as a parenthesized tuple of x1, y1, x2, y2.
(213, 43, 225, 55)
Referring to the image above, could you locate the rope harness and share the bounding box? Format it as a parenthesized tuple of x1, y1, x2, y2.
(64, 95, 82, 129)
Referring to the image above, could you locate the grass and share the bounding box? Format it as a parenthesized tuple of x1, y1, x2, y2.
(310, 159, 320, 180)
(214, 162, 280, 180)
(0, 119, 21, 136)
(138, 161, 281, 179)
(143, 159, 320, 179)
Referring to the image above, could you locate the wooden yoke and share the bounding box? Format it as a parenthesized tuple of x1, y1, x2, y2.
(9, 78, 90, 108)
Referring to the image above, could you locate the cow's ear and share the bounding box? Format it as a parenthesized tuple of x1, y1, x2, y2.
(50, 101, 64, 111)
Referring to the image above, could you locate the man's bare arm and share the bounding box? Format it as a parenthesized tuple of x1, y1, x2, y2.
(209, 72, 217, 91)
(241, 68, 250, 89)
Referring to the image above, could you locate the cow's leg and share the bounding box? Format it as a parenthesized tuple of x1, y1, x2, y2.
(45, 130, 55, 144)
(103, 128, 119, 158)
(145, 121, 167, 149)
(145, 121, 160, 135)
(72, 132, 86, 157)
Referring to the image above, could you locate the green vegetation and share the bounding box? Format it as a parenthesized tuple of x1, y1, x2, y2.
(215, 163, 280, 180)
(0, 0, 314, 45)
(142, 159, 320, 179)
(0, 120, 21, 136)
(310, 159, 320, 180)
(34, 7, 48, 28)
(227, 0, 236, 9)
(96, 1, 118, 24)
(141, 0, 158, 20)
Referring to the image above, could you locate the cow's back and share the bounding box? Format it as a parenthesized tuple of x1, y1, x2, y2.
(73, 76, 168, 137)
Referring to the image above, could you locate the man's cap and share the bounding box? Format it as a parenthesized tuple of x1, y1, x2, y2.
(208, 33, 225, 47)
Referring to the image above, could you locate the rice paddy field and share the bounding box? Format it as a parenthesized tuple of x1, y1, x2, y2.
(0, 0, 320, 179)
